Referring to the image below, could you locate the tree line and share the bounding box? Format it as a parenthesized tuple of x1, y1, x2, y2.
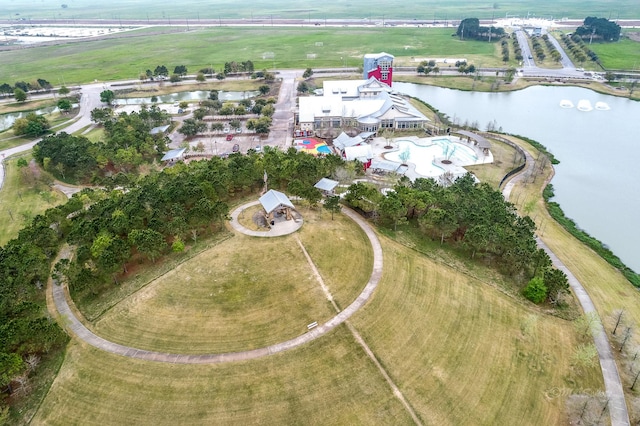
(33, 105, 171, 184)
(575, 17, 621, 43)
(344, 174, 569, 304)
(0, 147, 344, 414)
(456, 18, 506, 41)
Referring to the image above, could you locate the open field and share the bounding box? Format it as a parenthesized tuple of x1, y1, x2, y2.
(90, 210, 371, 354)
(33, 331, 413, 425)
(0, 27, 498, 85)
(2, 0, 640, 20)
(34, 205, 602, 424)
(0, 155, 67, 246)
(589, 37, 640, 70)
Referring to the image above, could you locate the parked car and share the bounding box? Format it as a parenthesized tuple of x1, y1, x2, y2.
(236, 128, 242, 133)
(232, 143, 240, 152)
(226, 134, 234, 141)
(254, 145, 262, 152)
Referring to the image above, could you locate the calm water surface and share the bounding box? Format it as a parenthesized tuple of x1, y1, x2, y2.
(395, 82, 640, 272)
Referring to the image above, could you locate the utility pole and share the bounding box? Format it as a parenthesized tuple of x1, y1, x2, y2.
(489, 12, 494, 42)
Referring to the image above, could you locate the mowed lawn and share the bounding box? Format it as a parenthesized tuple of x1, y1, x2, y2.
(297, 209, 373, 310)
(35, 205, 602, 424)
(33, 328, 413, 425)
(91, 210, 371, 354)
(351, 237, 603, 425)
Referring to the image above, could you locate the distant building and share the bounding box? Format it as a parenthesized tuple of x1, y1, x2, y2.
(297, 77, 428, 136)
(363, 52, 394, 87)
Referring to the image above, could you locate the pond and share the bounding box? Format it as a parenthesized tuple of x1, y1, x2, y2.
(394, 82, 640, 272)
(0, 105, 63, 132)
(114, 90, 260, 105)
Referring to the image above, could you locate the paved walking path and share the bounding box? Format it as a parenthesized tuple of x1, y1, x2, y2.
(503, 144, 630, 425)
(50, 207, 383, 364)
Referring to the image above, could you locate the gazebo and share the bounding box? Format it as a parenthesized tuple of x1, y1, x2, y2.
(259, 189, 295, 224)
(314, 178, 339, 196)
(161, 147, 186, 163)
(455, 130, 492, 155)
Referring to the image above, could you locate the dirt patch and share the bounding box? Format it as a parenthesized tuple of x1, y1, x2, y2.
(627, 32, 640, 42)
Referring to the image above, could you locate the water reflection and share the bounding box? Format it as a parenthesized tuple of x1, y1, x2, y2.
(114, 90, 259, 105)
(394, 82, 639, 271)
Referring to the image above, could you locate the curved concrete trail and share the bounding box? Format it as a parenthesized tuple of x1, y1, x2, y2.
(503, 143, 630, 425)
(51, 207, 382, 364)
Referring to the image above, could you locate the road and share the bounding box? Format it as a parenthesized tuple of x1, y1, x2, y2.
(0, 81, 105, 192)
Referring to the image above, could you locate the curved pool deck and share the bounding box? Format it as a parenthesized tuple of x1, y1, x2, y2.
(381, 136, 491, 179)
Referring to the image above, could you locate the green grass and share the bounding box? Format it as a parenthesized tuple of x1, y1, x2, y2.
(351, 237, 602, 425)
(298, 209, 373, 310)
(465, 135, 522, 189)
(0, 155, 67, 246)
(88, 210, 370, 354)
(0, 27, 498, 85)
(33, 330, 413, 425)
(2, 0, 639, 20)
(33, 210, 602, 425)
(589, 37, 640, 70)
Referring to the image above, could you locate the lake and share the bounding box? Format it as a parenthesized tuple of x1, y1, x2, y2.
(395, 82, 640, 272)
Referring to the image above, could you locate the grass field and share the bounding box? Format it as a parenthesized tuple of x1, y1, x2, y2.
(0, 27, 499, 85)
(89, 210, 371, 354)
(34, 204, 602, 424)
(590, 37, 640, 70)
(0, 155, 67, 246)
(2, 0, 639, 20)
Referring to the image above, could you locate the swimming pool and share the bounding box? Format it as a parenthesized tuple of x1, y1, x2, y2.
(384, 138, 478, 177)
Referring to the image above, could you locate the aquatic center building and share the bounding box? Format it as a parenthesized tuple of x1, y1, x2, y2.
(296, 77, 429, 135)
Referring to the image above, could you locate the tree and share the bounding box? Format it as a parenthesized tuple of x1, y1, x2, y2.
(0, 352, 25, 389)
(100, 89, 115, 106)
(128, 229, 167, 263)
(303, 68, 313, 78)
(90, 107, 113, 124)
(14, 88, 27, 102)
(170, 74, 181, 83)
(261, 104, 275, 117)
(612, 309, 625, 335)
(58, 85, 70, 97)
(379, 192, 407, 231)
(604, 71, 616, 83)
(258, 85, 270, 95)
(174, 65, 188, 76)
(209, 90, 219, 100)
(523, 276, 547, 304)
(543, 267, 569, 303)
(324, 195, 341, 220)
(153, 65, 169, 78)
(196, 73, 206, 83)
(57, 98, 72, 113)
(297, 81, 309, 93)
(178, 118, 207, 137)
(13, 113, 50, 137)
